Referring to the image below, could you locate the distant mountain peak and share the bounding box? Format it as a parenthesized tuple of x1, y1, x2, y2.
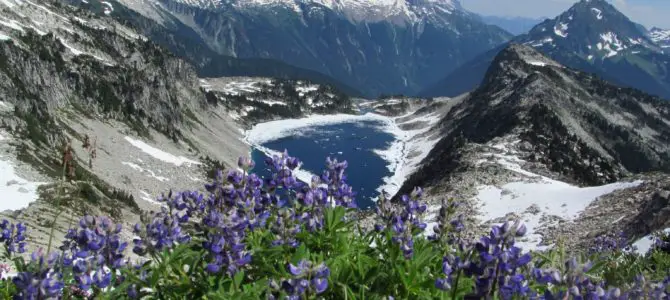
(521, 0, 660, 60)
(649, 27, 670, 49)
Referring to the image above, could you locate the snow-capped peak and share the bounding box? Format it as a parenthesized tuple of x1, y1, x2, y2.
(522, 0, 660, 59)
(164, 0, 463, 23)
(649, 27, 670, 48)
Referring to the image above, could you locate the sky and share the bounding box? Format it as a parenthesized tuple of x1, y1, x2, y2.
(460, 0, 670, 29)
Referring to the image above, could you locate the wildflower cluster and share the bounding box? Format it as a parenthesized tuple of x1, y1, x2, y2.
(0, 151, 669, 299)
(132, 191, 192, 256)
(589, 231, 631, 254)
(60, 216, 128, 291)
(269, 259, 330, 299)
(0, 220, 26, 256)
(12, 250, 64, 299)
(430, 198, 465, 245)
(375, 187, 427, 259)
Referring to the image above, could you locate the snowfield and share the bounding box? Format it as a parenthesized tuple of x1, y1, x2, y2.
(0, 158, 45, 212)
(474, 141, 643, 251)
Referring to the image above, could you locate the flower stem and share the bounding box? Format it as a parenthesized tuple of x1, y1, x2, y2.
(46, 157, 68, 254)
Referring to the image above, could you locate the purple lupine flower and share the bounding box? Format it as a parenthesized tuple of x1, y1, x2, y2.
(435, 256, 454, 291)
(132, 202, 191, 256)
(589, 231, 630, 254)
(465, 220, 532, 298)
(651, 231, 670, 253)
(60, 216, 131, 290)
(322, 157, 357, 208)
(238, 156, 256, 170)
(0, 219, 27, 255)
(430, 198, 465, 245)
(375, 187, 427, 259)
(274, 260, 330, 298)
(270, 209, 300, 248)
(13, 249, 64, 299)
(62, 216, 128, 268)
(264, 151, 302, 191)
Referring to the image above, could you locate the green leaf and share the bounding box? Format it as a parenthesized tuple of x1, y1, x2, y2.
(233, 270, 245, 290)
(292, 243, 310, 264)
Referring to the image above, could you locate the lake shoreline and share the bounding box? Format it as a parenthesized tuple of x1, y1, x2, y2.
(242, 104, 446, 206)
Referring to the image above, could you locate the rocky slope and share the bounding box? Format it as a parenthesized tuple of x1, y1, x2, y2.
(200, 77, 355, 127)
(421, 0, 670, 100)
(649, 27, 670, 49)
(105, 0, 511, 97)
(402, 44, 670, 250)
(0, 0, 354, 252)
(64, 0, 364, 97)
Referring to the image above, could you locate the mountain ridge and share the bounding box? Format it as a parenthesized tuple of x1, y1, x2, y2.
(107, 0, 511, 97)
(420, 0, 670, 100)
(400, 43, 670, 248)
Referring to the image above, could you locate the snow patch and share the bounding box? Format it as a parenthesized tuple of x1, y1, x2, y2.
(599, 32, 624, 57)
(245, 113, 392, 145)
(0, 0, 18, 8)
(256, 99, 286, 106)
(295, 84, 319, 96)
(633, 228, 670, 255)
(375, 111, 444, 198)
(139, 190, 159, 205)
(24, 0, 69, 21)
(591, 8, 602, 20)
(59, 40, 84, 56)
(0, 18, 25, 32)
(0, 31, 10, 41)
(475, 141, 643, 250)
(0, 159, 46, 212)
(554, 22, 568, 38)
(101, 1, 114, 15)
(526, 61, 546, 67)
(124, 137, 200, 167)
(121, 162, 169, 182)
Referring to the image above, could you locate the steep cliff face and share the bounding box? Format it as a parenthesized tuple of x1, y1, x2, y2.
(400, 44, 670, 249)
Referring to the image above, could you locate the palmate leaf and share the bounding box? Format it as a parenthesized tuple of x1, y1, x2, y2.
(291, 243, 310, 265)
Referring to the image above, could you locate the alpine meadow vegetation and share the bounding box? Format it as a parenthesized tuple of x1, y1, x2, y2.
(0, 151, 669, 299)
